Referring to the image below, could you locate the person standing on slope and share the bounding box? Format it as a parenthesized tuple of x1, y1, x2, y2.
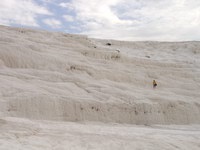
(153, 80, 157, 88)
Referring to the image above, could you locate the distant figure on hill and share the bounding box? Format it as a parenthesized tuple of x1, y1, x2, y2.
(153, 80, 157, 88)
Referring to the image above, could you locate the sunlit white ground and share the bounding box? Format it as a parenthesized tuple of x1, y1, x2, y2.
(0, 25, 200, 149)
(0, 117, 200, 150)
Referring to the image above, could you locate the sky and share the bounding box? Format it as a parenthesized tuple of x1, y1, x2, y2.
(0, 0, 200, 41)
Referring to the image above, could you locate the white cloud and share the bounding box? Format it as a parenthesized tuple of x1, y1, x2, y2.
(0, 0, 52, 27)
(72, 0, 122, 24)
(59, 2, 74, 11)
(63, 15, 74, 22)
(43, 18, 62, 28)
(41, 0, 53, 2)
(62, 0, 200, 41)
(1, 0, 200, 41)
(63, 15, 75, 22)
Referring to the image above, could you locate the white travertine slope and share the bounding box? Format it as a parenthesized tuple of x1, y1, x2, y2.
(0, 117, 200, 150)
(0, 25, 200, 125)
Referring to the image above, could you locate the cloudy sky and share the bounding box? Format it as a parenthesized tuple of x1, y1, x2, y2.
(0, 0, 200, 41)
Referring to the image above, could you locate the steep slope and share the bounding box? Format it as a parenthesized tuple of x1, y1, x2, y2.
(0, 25, 200, 124)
